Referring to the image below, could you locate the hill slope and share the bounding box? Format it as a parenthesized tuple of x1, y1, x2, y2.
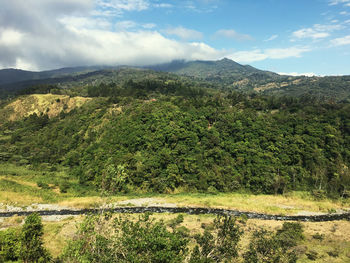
(148, 58, 279, 83)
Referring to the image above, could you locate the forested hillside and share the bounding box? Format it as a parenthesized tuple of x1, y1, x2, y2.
(1, 74, 350, 198)
(1, 59, 350, 102)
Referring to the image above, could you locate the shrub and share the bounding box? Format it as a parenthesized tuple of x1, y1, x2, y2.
(189, 215, 243, 263)
(276, 222, 304, 248)
(20, 213, 51, 262)
(327, 249, 339, 257)
(37, 180, 50, 189)
(59, 182, 70, 193)
(0, 228, 21, 262)
(306, 250, 318, 260)
(62, 212, 189, 263)
(312, 232, 325, 241)
(243, 222, 304, 263)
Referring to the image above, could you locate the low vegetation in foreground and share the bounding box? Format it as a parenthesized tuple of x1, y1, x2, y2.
(1, 212, 350, 263)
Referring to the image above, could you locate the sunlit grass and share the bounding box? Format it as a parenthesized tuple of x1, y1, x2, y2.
(156, 192, 350, 215)
(0, 162, 349, 216)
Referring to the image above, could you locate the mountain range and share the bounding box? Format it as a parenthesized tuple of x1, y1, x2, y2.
(1, 58, 350, 101)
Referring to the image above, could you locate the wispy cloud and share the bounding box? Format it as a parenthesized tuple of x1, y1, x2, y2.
(183, 0, 218, 13)
(115, 20, 138, 30)
(331, 35, 350, 46)
(264, 35, 278, 42)
(278, 72, 317, 77)
(227, 47, 310, 63)
(214, 29, 253, 41)
(165, 26, 203, 40)
(97, 0, 150, 12)
(329, 0, 350, 6)
(291, 24, 343, 40)
(152, 3, 173, 8)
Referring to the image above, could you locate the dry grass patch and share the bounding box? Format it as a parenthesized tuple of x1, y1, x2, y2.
(0, 191, 43, 206)
(57, 196, 132, 209)
(43, 216, 83, 258)
(2, 94, 91, 121)
(159, 192, 349, 215)
(0, 215, 25, 229)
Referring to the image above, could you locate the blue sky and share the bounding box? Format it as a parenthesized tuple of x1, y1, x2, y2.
(1, 0, 350, 75)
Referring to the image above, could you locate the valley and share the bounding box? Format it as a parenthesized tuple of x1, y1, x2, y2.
(1, 59, 350, 262)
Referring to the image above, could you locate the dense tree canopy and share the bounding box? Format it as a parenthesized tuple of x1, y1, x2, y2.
(1, 77, 350, 197)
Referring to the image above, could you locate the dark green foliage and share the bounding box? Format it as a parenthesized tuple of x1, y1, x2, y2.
(37, 180, 50, 189)
(2, 74, 350, 197)
(0, 228, 21, 262)
(306, 250, 318, 260)
(327, 249, 339, 257)
(243, 222, 303, 263)
(276, 222, 304, 248)
(189, 215, 243, 262)
(20, 213, 51, 263)
(59, 182, 70, 193)
(312, 232, 325, 241)
(62, 214, 305, 263)
(62, 213, 189, 263)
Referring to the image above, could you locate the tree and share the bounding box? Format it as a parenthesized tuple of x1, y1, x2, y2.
(0, 228, 21, 262)
(20, 213, 51, 263)
(62, 213, 189, 263)
(190, 215, 243, 262)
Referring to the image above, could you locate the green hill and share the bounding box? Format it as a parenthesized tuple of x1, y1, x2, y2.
(1, 72, 350, 198)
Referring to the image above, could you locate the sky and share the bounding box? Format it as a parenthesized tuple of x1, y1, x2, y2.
(1, 0, 350, 75)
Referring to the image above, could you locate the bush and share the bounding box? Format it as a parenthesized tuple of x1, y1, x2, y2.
(62, 212, 189, 263)
(243, 222, 304, 263)
(37, 180, 50, 189)
(306, 250, 318, 260)
(312, 232, 325, 241)
(276, 222, 304, 248)
(20, 213, 51, 262)
(59, 182, 70, 193)
(190, 215, 243, 263)
(327, 249, 339, 257)
(0, 228, 21, 262)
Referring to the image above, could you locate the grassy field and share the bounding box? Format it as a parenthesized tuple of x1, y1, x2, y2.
(0, 163, 349, 216)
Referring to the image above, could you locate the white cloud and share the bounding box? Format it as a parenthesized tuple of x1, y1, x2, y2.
(329, 0, 350, 5)
(0, 29, 24, 45)
(115, 20, 138, 30)
(165, 26, 203, 40)
(331, 35, 350, 46)
(227, 47, 310, 63)
(214, 29, 253, 41)
(142, 23, 156, 29)
(265, 47, 310, 59)
(115, 20, 156, 30)
(59, 16, 112, 30)
(0, 0, 314, 71)
(97, 0, 150, 12)
(278, 72, 317, 77)
(152, 3, 173, 8)
(264, 35, 278, 42)
(292, 24, 343, 40)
